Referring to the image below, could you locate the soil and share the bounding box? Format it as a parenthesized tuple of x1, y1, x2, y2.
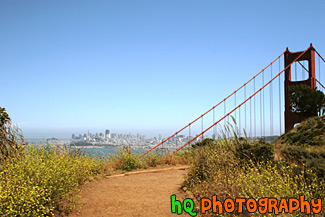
(67, 165, 191, 217)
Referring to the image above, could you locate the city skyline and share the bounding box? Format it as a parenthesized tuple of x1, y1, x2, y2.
(22, 127, 175, 140)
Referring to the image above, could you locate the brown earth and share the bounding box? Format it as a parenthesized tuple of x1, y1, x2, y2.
(68, 165, 191, 217)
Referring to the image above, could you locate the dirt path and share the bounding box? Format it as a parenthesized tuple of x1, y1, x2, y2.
(68, 165, 190, 217)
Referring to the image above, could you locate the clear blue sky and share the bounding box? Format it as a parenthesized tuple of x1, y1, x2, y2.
(1, 0, 324, 139)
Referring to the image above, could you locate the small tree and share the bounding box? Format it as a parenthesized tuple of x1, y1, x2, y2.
(0, 107, 26, 161)
(0, 107, 10, 127)
(288, 85, 325, 117)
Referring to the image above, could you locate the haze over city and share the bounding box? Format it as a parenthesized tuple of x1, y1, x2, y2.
(1, 1, 324, 139)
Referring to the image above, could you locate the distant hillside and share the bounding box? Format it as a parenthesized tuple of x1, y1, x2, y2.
(274, 115, 325, 178)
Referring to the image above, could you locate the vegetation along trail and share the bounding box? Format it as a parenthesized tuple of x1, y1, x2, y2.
(68, 165, 190, 217)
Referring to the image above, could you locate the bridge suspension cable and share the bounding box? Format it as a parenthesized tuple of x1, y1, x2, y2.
(140, 50, 285, 157)
(168, 45, 311, 156)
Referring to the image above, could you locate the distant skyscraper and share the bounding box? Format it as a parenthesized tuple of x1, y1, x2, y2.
(72, 134, 75, 139)
(105, 129, 110, 135)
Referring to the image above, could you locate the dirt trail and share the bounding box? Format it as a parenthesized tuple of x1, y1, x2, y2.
(68, 165, 190, 217)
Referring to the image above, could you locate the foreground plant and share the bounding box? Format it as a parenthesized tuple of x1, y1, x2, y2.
(183, 122, 325, 216)
(0, 145, 102, 216)
(0, 107, 27, 162)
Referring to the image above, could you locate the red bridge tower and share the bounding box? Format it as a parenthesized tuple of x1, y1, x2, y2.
(284, 44, 316, 133)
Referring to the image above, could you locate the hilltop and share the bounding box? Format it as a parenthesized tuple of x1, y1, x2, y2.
(274, 115, 325, 178)
(277, 115, 325, 147)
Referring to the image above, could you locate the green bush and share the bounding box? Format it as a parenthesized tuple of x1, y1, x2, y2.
(0, 145, 102, 216)
(142, 152, 160, 167)
(111, 146, 141, 171)
(107, 145, 191, 172)
(235, 140, 274, 165)
(0, 107, 10, 127)
(0, 107, 26, 162)
(191, 138, 214, 149)
(230, 161, 324, 215)
(183, 138, 239, 197)
(280, 145, 325, 178)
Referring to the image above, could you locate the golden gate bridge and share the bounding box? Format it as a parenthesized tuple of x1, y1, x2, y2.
(141, 44, 325, 157)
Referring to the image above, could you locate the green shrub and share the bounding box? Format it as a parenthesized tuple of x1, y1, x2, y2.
(280, 145, 325, 178)
(230, 161, 324, 215)
(191, 138, 214, 149)
(183, 139, 239, 196)
(111, 146, 141, 171)
(308, 157, 325, 178)
(142, 152, 160, 167)
(281, 146, 314, 162)
(0, 107, 27, 162)
(108, 145, 191, 171)
(235, 141, 274, 165)
(167, 149, 191, 165)
(0, 145, 102, 216)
